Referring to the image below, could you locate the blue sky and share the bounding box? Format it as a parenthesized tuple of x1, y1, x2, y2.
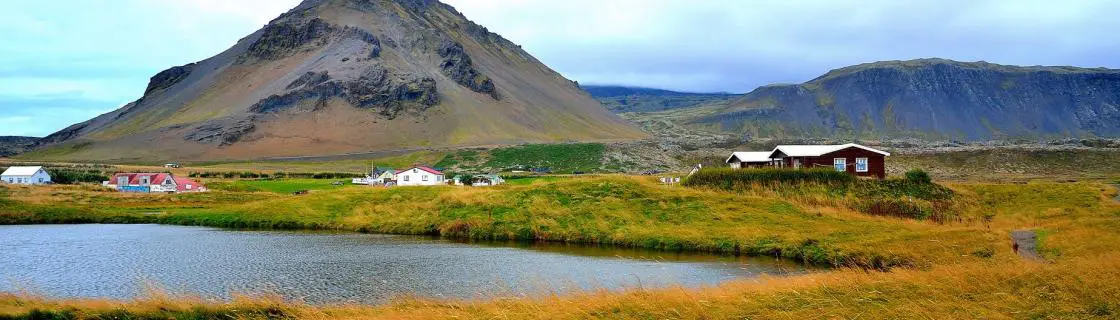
(3, 0, 1119, 137)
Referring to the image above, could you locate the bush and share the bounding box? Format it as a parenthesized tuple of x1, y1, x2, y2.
(905, 169, 932, 184)
(683, 168, 854, 191)
(46, 169, 111, 185)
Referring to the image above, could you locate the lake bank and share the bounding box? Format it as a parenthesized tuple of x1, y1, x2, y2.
(2, 176, 1117, 271)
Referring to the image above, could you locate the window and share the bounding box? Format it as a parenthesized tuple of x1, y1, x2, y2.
(38, 178, 44, 183)
(834, 158, 847, 172)
(793, 158, 801, 169)
(140, 177, 150, 185)
(422, 175, 429, 181)
(404, 175, 410, 182)
(855, 158, 869, 173)
(118, 177, 128, 186)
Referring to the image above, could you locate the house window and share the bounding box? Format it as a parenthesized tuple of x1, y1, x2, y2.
(404, 175, 410, 182)
(140, 177, 150, 185)
(834, 158, 847, 172)
(855, 158, 869, 173)
(38, 178, 44, 183)
(118, 177, 128, 185)
(793, 158, 801, 169)
(422, 175, 429, 181)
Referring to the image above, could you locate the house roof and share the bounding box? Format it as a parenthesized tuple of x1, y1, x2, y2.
(726, 152, 773, 163)
(770, 143, 891, 158)
(172, 176, 204, 191)
(1, 166, 44, 176)
(111, 173, 174, 185)
(396, 166, 443, 175)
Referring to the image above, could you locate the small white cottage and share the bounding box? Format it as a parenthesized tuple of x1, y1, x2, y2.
(395, 166, 445, 186)
(1, 166, 52, 185)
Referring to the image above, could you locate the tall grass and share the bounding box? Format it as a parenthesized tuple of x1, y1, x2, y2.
(684, 168, 960, 222)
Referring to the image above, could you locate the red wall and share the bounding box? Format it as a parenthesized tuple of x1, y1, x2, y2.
(775, 147, 887, 179)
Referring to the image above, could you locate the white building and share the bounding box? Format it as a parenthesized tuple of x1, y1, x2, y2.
(1, 166, 52, 185)
(395, 166, 445, 186)
(726, 152, 774, 169)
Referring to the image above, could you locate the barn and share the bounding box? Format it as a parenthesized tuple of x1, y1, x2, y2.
(1, 166, 52, 185)
(768, 144, 890, 179)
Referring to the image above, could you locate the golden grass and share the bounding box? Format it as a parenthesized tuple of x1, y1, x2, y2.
(2, 176, 1119, 318)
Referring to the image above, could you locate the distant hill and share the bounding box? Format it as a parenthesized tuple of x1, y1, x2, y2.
(25, 0, 645, 162)
(0, 136, 39, 157)
(581, 85, 738, 113)
(679, 59, 1120, 140)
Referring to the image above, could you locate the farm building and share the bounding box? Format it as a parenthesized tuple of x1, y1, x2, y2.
(455, 174, 504, 186)
(768, 144, 890, 179)
(725, 143, 890, 179)
(395, 166, 445, 186)
(1, 166, 51, 185)
(108, 173, 207, 193)
(725, 152, 773, 169)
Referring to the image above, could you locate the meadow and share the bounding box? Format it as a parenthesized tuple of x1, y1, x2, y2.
(1, 167, 1119, 318)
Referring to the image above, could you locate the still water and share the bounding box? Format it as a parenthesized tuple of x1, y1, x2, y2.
(0, 224, 807, 304)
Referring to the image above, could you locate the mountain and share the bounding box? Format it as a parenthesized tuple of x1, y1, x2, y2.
(581, 85, 738, 113)
(28, 0, 645, 162)
(685, 59, 1120, 140)
(0, 136, 39, 158)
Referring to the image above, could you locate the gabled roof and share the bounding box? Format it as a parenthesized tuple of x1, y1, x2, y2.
(111, 173, 175, 185)
(770, 143, 890, 158)
(397, 166, 443, 175)
(1, 166, 45, 176)
(172, 176, 204, 191)
(726, 152, 774, 163)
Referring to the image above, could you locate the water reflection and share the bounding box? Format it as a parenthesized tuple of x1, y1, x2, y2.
(0, 224, 811, 304)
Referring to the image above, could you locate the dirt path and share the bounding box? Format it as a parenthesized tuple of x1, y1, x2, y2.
(1011, 230, 1044, 261)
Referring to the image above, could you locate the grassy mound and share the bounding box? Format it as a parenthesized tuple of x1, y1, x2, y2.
(684, 168, 959, 221)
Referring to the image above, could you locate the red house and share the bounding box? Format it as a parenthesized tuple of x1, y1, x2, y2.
(767, 144, 890, 179)
(108, 173, 207, 193)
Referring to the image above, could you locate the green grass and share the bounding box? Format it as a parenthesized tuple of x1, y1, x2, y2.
(205, 179, 354, 194)
(483, 143, 605, 173)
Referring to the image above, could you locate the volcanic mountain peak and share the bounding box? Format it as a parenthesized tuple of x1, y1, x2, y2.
(30, 0, 644, 162)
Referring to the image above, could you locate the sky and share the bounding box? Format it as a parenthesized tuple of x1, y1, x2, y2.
(2, 0, 1118, 137)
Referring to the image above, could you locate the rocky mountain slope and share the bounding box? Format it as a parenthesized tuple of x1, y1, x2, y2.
(28, 0, 645, 162)
(0, 136, 39, 157)
(684, 59, 1120, 140)
(582, 85, 738, 113)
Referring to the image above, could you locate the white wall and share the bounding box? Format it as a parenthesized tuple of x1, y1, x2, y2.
(1, 169, 51, 185)
(396, 168, 444, 186)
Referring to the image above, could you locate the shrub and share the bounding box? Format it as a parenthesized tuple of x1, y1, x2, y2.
(905, 169, 932, 184)
(46, 169, 111, 185)
(683, 168, 854, 191)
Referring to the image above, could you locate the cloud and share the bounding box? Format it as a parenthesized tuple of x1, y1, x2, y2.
(444, 0, 1120, 92)
(1, 0, 1118, 136)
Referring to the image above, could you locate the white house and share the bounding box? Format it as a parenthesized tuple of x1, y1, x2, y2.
(395, 166, 445, 186)
(1, 166, 52, 185)
(726, 152, 774, 169)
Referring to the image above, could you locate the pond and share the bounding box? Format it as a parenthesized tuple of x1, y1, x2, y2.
(0, 224, 810, 304)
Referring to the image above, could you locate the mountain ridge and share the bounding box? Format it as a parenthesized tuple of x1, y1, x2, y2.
(680, 58, 1120, 140)
(27, 0, 645, 162)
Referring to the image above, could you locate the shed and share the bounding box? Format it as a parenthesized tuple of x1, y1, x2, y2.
(726, 152, 774, 169)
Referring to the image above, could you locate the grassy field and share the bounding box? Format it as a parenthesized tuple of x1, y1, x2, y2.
(1, 172, 1119, 318)
(206, 179, 356, 194)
